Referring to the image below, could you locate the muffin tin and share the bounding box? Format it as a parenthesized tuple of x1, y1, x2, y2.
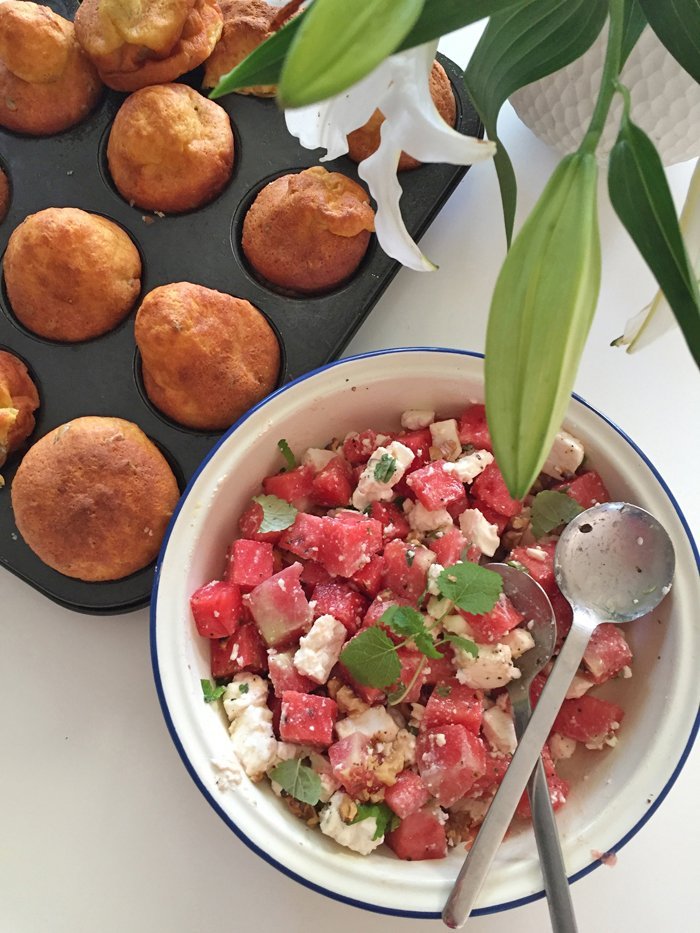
(0, 1, 483, 614)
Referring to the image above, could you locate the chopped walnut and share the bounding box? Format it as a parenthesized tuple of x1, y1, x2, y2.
(338, 795, 358, 823)
(282, 794, 320, 826)
(333, 682, 369, 716)
(372, 741, 405, 787)
(445, 810, 473, 848)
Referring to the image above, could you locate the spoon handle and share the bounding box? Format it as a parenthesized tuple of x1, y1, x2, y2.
(513, 698, 579, 933)
(442, 617, 595, 929)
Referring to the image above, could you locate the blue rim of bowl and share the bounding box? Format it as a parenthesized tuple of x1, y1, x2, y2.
(150, 346, 700, 919)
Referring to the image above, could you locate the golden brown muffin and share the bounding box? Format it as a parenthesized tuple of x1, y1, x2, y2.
(11, 416, 180, 581)
(242, 166, 375, 295)
(203, 0, 276, 95)
(75, 0, 223, 92)
(4, 207, 142, 342)
(107, 84, 234, 213)
(0, 1, 102, 136)
(135, 283, 280, 430)
(347, 61, 457, 170)
(0, 168, 9, 222)
(0, 350, 40, 470)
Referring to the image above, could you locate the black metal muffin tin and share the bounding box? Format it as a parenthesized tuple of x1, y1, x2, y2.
(0, 1, 482, 614)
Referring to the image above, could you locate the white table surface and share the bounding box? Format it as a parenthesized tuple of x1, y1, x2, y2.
(2, 25, 699, 933)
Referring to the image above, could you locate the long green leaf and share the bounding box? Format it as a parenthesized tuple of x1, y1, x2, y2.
(398, 0, 524, 49)
(608, 96, 700, 366)
(464, 0, 608, 245)
(639, 0, 700, 84)
(620, 0, 647, 66)
(485, 152, 601, 497)
(208, 14, 303, 99)
(278, 0, 425, 107)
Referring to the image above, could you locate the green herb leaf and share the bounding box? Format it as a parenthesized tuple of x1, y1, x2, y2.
(435, 684, 452, 698)
(201, 679, 225, 703)
(437, 563, 503, 615)
(279, 0, 424, 108)
(608, 93, 700, 366)
(252, 494, 298, 533)
(464, 0, 608, 243)
(505, 559, 528, 573)
(620, 0, 647, 66)
(442, 632, 479, 658)
(209, 14, 304, 98)
(269, 759, 322, 806)
(485, 152, 601, 498)
(339, 627, 402, 688)
(277, 438, 297, 471)
(380, 605, 443, 659)
(350, 802, 400, 840)
(238, 683, 249, 694)
(373, 453, 397, 484)
(530, 490, 584, 539)
(639, 0, 700, 83)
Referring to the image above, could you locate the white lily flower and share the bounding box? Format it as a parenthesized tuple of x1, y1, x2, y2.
(614, 160, 700, 352)
(285, 41, 496, 271)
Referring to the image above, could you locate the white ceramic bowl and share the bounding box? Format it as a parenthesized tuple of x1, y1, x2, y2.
(151, 348, 699, 918)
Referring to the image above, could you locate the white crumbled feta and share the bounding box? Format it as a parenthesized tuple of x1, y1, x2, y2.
(449, 796, 490, 824)
(308, 751, 341, 802)
(442, 613, 475, 639)
(434, 732, 447, 747)
(443, 449, 494, 483)
(585, 722, 621, 751)
(319, 792, 384, 855)
(502, 627, 535, 659)
(211, 754, 243, 791)
(566, 673, 595, 699)
(620, 665, 632, 679)
(394, 728, 417, 766)
(426, 595, 453, 620)
(222, 673, 268, 721)
(335, 706, 399, 742)
(525, 546, 548, 562)
(454, 642, 521, 689)
(401, 409, 435, 430)
(407, 501, 453, 533)
(549, 733, 577, 761)
(429, 419, 462, 461)
(302, 447, 337, 472)
(426, 562, 445, 596)
(459, 508, 499, 557)
(482, 706, 517, 755)
(351, 441, 415, 510)
(294, 614, 347, 684)
(229, 705, 278, 782)
(541, 430, 585, 480)
(273, 742, 313, 763)
(408, 703, 425, 731)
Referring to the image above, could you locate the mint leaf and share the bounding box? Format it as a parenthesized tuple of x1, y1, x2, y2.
(269, 758, 322, 806)
(380, 605, 442, 659)
(252, 494, 298, 533)
(340, 627, 401, 688)
(277, 438, 297, 471)
(373, 453, 397, 484)
(201, 679, 225, 703)
(443, 633, 479, 658)
(437, 563, 503, 614)
(435, 684, 452, 698)
(238, 683, 249, 694)
(530, 489, 583, 539)
(350, 802, 400, 840)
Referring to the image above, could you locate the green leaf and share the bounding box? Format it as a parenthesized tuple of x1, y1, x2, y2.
(238, 683, 249, 694)
(252, 494, 298, 533)
(485, 152, 601, 498)
(209, 14, 304, 99)
(464, 0, 608, 244)
(269, 759, 322, 806)
(350, 802, 400, 839)
(398, 0, 524, 49)
(530, 489, 584, 539)
(374, 453, 397, 484)
(435, 684, 452, 697)
(437, 563, 503, 615)
(639, 0, 700, 84)
(380, 605, 443, 659)
(200, 679, 225, 703)
(279, 0, 425, 108)
(608, 96, 700, 366)
(277, 438, 297, 471)
(620, 0, 647, 66)
(339, 627, 402, 688)
(442, 632, 479, 658)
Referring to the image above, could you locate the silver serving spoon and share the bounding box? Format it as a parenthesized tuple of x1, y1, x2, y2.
(444, 503, 675, 928)
(489, 563, 578, 933)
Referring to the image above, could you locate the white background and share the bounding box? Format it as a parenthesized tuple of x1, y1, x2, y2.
(2, 23, 699, 933)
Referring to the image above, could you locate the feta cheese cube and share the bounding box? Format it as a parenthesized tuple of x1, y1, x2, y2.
(229, 705, 278, 781)
(351, 441, 415, 510)
(459, 508, 500, 557)
(549, 733, 577, 761)
(293, 614, 347, 684)
(502, 627, 535, 659)
(429, 419, 461, 461)
(401, 409, 435, 430)
(426, 562, 445, 596)
(223, 673, 268, 721)
(443, 449, 494, 483)
(407, 501, 453, 533)
(335, 706, 399, 742)
(319, 792, 384, 855)
(454, 642, 521, 689)
(302, 447, 337, 472)
(566, 673, 595, 699)
(482, 705, 517, 755)
(542, 430, 585, 480)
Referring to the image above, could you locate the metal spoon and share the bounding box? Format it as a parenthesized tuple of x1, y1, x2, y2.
(489, 563, 578, 933)
(443, 503, 675, 928)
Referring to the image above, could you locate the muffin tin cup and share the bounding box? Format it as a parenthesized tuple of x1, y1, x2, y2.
(0, 3, 482, 613)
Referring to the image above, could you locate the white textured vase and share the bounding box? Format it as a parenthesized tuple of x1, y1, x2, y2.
(510, 26, 700, 165)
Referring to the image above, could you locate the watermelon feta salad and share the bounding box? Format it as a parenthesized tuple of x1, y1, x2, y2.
(191, 404, 633, 860)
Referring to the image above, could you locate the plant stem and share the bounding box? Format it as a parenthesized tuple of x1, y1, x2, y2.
(580, 0, 626, 155)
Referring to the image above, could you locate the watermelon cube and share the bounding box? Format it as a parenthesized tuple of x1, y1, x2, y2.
(226, 539, 274, 591)
(561, 471, 610, 510)
(386, 808, 447, 860)
(458, 404, 492, 451)
(320, 515, 383, 577)
(350, 553, 386, 597)
(395, 428, 433, 469)
(311, 582, 368, 635)
(429, 526, 469, 566)
(299, 559, 332, 590)
(328, 733, 383, 796)
(416, 724, 488, 807)
(423, 647, 457, 686)
(210, 621, 268, 678)
(268, 651, 316, 697)
(279, 691, 337, 747)
(471, 462, 522, 517)
(383, 539, 436, 602)
(392, 647, 429, 703)
(552, 695, 624, 747)
(190, 580, 243, 638)
(279, 513, 325, 562)
(369, 501, 410, 541)
(469, 754, 510, 797)
(311, 457, 353, 508)
(406, 460, 466, 511)
(583, 623, 632, 683)
(246, 562, 312, 648)
(458, 594, 524, 644)
(238, 501, 284, 544)
(262, 464, 314, 508)
(508, 542, 558, 595)
(384, 770, 431, 819)
(516, 746, 568, 819)
(342, 429, 392, 464)
(334, 660, 386, 706)
(423, 682, 483, 734)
